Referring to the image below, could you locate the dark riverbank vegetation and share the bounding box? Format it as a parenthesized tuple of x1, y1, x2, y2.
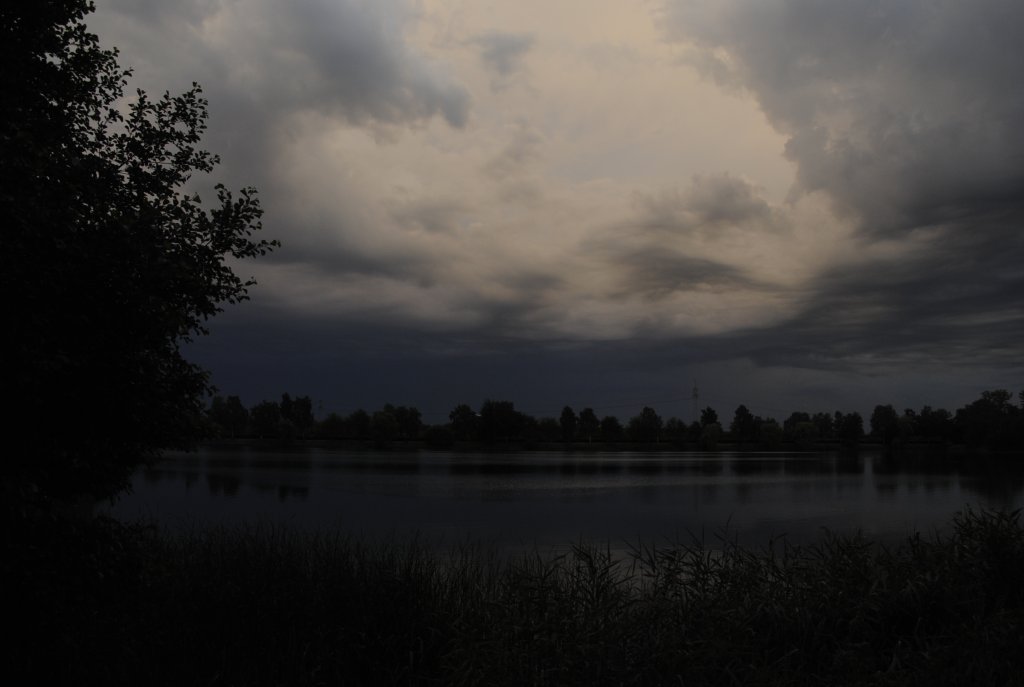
(8, 508, 1024, 685)
(205, 389, 1024, 453)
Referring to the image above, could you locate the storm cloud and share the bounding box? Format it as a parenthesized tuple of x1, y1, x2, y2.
(475, 31, 536, 80)
(663, 0, 1024, 236)
(660, 0, 1024, 371)
(88, 0, 1022, 415)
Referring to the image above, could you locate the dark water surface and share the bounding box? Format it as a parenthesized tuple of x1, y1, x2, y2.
(108, 446, 1024, 550)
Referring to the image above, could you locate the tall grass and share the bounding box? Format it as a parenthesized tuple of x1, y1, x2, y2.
(7, 508, 1024, 685)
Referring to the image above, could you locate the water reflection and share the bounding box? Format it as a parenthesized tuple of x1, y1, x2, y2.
(108, 447, 1024, 549)
(626, 460, 664, 475)
(961, 468, 1024, 507)
(730, 458, 783, 475)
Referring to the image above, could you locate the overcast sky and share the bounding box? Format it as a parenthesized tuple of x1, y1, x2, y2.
(91, 0, 1023, 423)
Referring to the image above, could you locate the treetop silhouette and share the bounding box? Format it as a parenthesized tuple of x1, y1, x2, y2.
(4, 0, 277, 506)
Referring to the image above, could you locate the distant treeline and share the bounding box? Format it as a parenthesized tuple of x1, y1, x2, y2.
(205, 389, 1024, 451)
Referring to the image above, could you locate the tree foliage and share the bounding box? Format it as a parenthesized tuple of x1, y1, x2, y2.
(209, 389, 1019, 455)
(250, 402, 281, 439)
(577, 408, 599, 443)
(3, 1, 276, 504)
(699, 422, 723, 450)
(870, 405, 900, 446)
(628, 407, 663, 443)
(730, 405, 756, 442)
(449, 404, 478, 442)
(699, 407, 718, 428)
(559, 406, 578, 443)
(835, 412, 865, 446)
(208, 395, 249, 438)
(478, 400, 523, 444)
(955, 390, 1021, 449)
(600, 416, 624, 442)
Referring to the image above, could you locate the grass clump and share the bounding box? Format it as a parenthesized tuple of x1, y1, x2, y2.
(6, 508, 1024, 685)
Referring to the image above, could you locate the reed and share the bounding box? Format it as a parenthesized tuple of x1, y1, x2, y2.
(7, 508, 1024, 685)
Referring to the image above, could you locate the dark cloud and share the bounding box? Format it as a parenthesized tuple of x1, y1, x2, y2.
(763, 227, 1024, 370)
(104, 0, 212, 26)
(586, 173, 784, 302)
(100, 0, 470, 129)
(661, 0, 1024, 372)
(276, 0, 470, 128)
(664, 0, 1024, 237)
(93, 0, 470, 212)
(608, 248, 764, 302)
(92, 0, 475, 324)
(388, 197, 468, 234)
(86, 1, 1022, 413)
(475, 31, 536, 78)
(635, 174, 778, 235)
(484, 120, 544, 179)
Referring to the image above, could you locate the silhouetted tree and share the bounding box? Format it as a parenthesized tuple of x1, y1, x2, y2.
(783, 412, 811, 442)
(664, 418, 688, 443)
(478, 400, 523, 444)
(792, 421, 820, 447)
(628, 407, 663, 443)
(370, 410, 399, 445)
(389, 405, 422, 440)
(423, 425, 454, 448)
(955, 390, 1020, 448)
(518, 415, 542, 445)
(251, 401, 281, 438)
(276, 417, 297, 442)
(578, 408, 599, 443)
(600, 416, 624, 442)
(347, 409, 371, 440)
(811, 412, 834, 440)
(759, 420, 783, 449)
(730, 405, 757, 442)
(449, 404, 478, 442)
(316, 412, 346, 439)
(560, 406, 578, 443)
(870, 405, 900, 446)
(916, 406, 954, 443)
(837, 411, 864, 446)
(700, 407, 719, 428)
(207, 396, 228, 435)
(278, 394, 314, 437)
(687, 421, 703, 442)
(292, 396, 315, 436)
(537, 418, 562, 442)
(4, 1, 276, 505)
(208, 395, 249, 438)
(280, 394, 295, 424)
(700, 422, 723, 450)
(897, 409, 916, 445)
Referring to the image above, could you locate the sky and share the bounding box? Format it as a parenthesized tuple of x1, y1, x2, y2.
(90, 0, 1023, 424)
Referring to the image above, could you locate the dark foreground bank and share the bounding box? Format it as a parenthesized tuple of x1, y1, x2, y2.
(6, 509, 1024, 686)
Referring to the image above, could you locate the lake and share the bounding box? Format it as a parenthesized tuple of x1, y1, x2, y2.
(108, 445, 1024, 551)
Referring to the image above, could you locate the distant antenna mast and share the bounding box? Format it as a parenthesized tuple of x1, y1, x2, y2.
(691, 380, 700, 425)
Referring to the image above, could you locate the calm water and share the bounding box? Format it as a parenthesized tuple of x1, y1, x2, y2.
(108, 446, 1024, 550)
